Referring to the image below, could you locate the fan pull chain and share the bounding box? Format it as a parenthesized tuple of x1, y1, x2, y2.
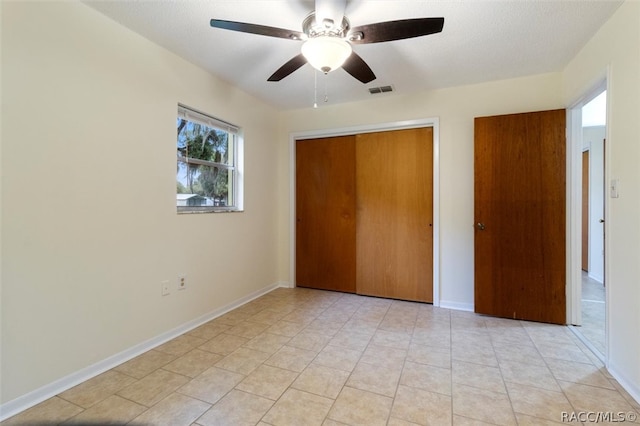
(324, 75, 329, 103)
(313, 71, 330, 108)
(313, 70, 318, 108)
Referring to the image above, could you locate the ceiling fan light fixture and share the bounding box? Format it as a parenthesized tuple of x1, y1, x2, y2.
(302, 36, 352, 74)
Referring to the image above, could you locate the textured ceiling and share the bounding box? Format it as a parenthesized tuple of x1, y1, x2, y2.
(84, 0, 622, 110)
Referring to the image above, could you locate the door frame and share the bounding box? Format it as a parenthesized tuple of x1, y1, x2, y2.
(289, 118, 441, 305)
(567, 74, 609, 359)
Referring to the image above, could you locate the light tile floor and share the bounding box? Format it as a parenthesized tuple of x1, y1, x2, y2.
(579, 271, 606, 355)
(3, 287, 639, 426)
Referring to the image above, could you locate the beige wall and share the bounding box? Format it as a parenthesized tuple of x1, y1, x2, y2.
(277, 73, 564, 309)
(1, 2, 280, 404)
(563, 0, 640, 399)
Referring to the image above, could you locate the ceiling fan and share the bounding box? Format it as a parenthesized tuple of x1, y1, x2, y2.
(210, 0, 444, 84)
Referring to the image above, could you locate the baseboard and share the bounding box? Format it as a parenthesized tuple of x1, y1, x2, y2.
(0, 281, 282, 421)
(568, 325, 605, 363)
(587, 272, 604, 284)
(439, 300, 474, 312)
(607, 364, 640, 405)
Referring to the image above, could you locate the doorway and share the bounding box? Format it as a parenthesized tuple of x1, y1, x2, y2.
(576, 89, 607, 357)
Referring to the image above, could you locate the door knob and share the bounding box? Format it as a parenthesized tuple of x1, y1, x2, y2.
(476, 222, 486, 230)
(599, 219, 605, 223)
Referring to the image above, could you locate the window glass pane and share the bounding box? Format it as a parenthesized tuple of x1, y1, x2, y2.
(176, 106, 239, 213)
(177, 162, 231, 209)
(176, 119, 232, 166)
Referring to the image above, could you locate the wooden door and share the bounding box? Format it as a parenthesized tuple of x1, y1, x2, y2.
(296, 136, 356, 292)
(356, 128, 433, 302)
(474, 110, 566, 324)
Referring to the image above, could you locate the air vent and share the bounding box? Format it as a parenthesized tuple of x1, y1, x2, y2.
(368, 85, 394, 94)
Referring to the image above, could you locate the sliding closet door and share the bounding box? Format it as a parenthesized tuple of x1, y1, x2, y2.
(296, 136, 357, 292)
(356, 128, 434, 302)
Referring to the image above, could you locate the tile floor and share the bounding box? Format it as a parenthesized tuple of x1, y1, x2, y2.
(579, 271, 606, 355)
(3, 287, 639, 426)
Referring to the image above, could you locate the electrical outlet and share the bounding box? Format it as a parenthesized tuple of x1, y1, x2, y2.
(161, 280, 170, 296)
(178, 274, 187, 290)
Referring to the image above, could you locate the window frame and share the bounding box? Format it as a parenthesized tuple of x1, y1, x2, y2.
(176, 104, 243, 214)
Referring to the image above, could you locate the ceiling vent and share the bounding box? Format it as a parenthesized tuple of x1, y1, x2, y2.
(368, 85, 394, 94)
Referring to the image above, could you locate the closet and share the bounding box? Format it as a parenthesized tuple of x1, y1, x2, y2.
(295, 127, 433, 303)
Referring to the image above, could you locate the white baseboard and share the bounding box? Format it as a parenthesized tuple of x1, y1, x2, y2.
(0, 281, 282, 421)
(568, 325, 605, 363)
(439, 300, 474, 312)
(608, 364, 640, 405)
(587, 272, 604, 284)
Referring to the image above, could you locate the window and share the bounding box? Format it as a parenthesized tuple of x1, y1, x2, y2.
(176, 105, 242, 213)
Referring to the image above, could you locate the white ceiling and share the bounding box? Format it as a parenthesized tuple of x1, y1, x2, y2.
(84, 0, 622, 110)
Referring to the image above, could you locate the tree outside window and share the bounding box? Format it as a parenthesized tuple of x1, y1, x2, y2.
(176, 105, 239, 212)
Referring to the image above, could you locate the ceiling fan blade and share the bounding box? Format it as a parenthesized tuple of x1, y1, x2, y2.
(348, 17, 444, 44)
(268, 54, 308, 81)
(341, 52, 376, 84)
(210, 19, 305, 41)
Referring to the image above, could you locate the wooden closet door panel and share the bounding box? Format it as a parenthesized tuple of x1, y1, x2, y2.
(356, 128, 433, 302)
(296, 136, 356, 292)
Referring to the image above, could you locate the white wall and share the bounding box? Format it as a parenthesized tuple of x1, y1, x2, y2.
(583, 125, 606, 283)
(277, 73, 564, 310)
(1, 2, 280, 406)
(563, 1, 640, 401)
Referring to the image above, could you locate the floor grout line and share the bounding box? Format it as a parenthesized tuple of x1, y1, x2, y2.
(3, 287, 637, 426)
